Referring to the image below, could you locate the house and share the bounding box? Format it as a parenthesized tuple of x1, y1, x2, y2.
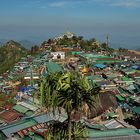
(50, 52, 65, 60)
(0, 113, 67, 139)
(0, 119, 37, 138)
(89, 127, 140, 140)
(84, 118, 139, 140)
(16, 101, 39, 112)
(0, 110, 23, 123)
(46, 61, 64, 74)
(13, 104, 34, 117)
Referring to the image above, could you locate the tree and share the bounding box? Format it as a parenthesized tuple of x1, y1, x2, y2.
(118, 47, 128, 52)
(78, 36, 83, 40)
(40, 72, 63, 108)
(31, 45, 39, 54)
(40, 72, 101, 140)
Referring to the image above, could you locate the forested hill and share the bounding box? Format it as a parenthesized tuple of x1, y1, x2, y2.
(0, 40, 28, 74)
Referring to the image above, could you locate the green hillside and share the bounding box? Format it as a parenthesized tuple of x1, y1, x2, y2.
(0, 40, 28, 74)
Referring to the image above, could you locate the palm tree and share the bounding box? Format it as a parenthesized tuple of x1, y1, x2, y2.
(40, 71, 101, 140)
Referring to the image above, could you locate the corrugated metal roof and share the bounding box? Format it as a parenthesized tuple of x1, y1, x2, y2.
(89, 128, 138, 139)
(132, 107, 140, 115)
(46, 61, 64, 74)
(116, 95, 125, 101)
(0, 119, 37, 137)
(33, 112, 67, 123)
(104, 119, 124, 129)
(95, 64, 107, 69)
(89, 135, 140, 140)
(0, 110, 22, 123)
(13, 104, 30, 114)
(17, 101, 38, 111)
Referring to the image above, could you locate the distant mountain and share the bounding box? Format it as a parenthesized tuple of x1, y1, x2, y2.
(0, 42, 3, 46)
(0, 39, 7, 46)
(19, 40, 35, 50)
(110, 43, 140, 50)
(0, 40, 29, 74)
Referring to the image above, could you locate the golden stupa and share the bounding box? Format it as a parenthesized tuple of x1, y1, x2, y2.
(81, 65, 89, 74)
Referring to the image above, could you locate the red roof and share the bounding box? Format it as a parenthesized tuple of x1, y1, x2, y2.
(113, 89, 119, 95)
(17, 123, 47, 138)
(0, 110, 23, 123)
(4, 104, 14, 110)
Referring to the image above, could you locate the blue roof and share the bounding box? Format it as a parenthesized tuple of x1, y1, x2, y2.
(21, 86, 34, 92)
(131, 65, 139, 69)
(95, 64, 107, 69)
(33, 112, 67, 123)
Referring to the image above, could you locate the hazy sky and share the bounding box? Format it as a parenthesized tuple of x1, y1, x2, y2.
(0, 0, 140, 47)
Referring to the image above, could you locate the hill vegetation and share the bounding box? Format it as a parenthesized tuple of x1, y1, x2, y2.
(0, 40, 29, 74)
(42, 35, 114, 53)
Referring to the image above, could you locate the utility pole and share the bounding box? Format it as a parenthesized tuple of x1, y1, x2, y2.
(30, 64, 34, 87)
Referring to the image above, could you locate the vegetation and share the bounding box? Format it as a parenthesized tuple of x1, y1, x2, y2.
(118, 47, 128, 52)
(46, 121, 88, 140)
(40, 71, 101, 140)
(39, 34, 115, 55)
(0, 40, 28, 74)
(30, 45, 41, 56)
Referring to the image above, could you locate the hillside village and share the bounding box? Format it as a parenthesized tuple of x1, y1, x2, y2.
(0, 32, 140, 140)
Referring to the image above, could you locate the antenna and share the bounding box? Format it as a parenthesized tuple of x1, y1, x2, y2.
(106, 34, 109, 47)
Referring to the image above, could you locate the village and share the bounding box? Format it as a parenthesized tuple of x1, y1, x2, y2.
(0, 32, 140, 140)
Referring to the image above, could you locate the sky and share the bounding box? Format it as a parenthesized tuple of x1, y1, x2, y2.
(0, 0, 140, 48)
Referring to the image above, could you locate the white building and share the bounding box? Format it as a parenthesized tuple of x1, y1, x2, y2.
(64, 32, 74, 39)
(54, 32, 74, 40)
(51, 52, 65, 59)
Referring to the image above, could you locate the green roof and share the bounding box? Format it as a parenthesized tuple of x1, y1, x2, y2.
(122, 76, 133, 81)
(80, 54, 111, 60)
(132, 107, 140, 115)
(96, 59, 123, 64)
(118, 87, 126, 94)
(89, 128, 138, 138)
(24, 135, 44, 140)
(23, 136, 32, 140)
(25, 110, 34, 116)
(46, 61, 64, 74)
(71, 51, 81, 55)
(13, 104, 30, 114)
(123, 69, 137, 74)
(0, 119, 37, 137)
(116, 95, 125, 101)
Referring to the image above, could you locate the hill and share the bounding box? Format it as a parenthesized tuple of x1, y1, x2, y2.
(0, 40, 28, 74)
(19, 40, 35, 50)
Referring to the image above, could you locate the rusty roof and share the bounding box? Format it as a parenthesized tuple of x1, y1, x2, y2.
(0, 110, 23, 123)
